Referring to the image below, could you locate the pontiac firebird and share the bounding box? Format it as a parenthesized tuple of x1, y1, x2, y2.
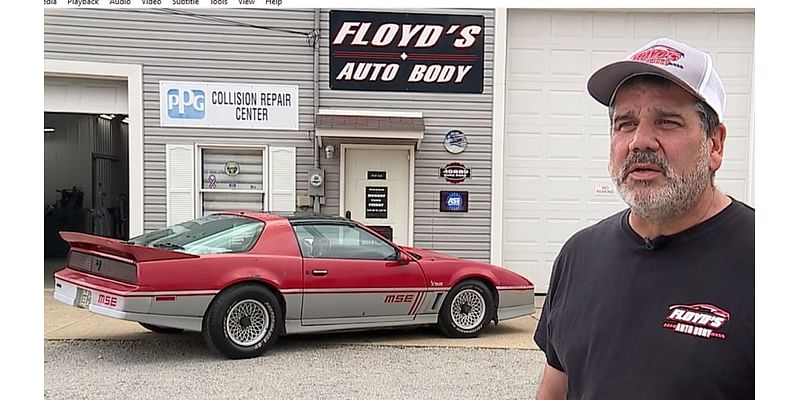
(53, 212, 535, 359)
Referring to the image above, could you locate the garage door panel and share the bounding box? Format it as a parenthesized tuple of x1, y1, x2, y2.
(589, 135, 611, 161)
(45, 77, 128, 114)
(592, 14, 630, 39)
(551, 14, 588, 38)
(715, 52, 753, 80)
(725, 93, 752, 123)
(550, 91, 588, 118)
(504, 10, 753, 292)
(715, 177, 748, 201)
(506, 133, 544, 160)
(505, 175, 542, 202)
(550, 50, 589, 77)
(590, 49, 629, 71)
(543, 176, 583, 204)
(504, 218, 542, 244)
(719, 16, 754, 40)
(546, 133, 586, 161)
(676, 15, 720, 40)
(723, 137, 749, 168)
(633, 15, 673, 39)
(507, 88, 546, 115)
(508, 12, 548, 39)
(509, 49, 547, 76)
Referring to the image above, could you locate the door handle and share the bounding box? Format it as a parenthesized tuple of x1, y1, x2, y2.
(311, 269, 328, 276)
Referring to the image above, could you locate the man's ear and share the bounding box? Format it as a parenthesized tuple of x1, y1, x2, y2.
(709, 123, 726, 172)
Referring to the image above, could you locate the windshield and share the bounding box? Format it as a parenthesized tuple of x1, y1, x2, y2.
(128, 214, 265, 255)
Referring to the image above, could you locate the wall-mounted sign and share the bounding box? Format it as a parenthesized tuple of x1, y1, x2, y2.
(160, 81, 299, 130)
(368, 171, 387, 180)
(366, 186, 388, 218)
(439, 162, 471, 184)
(224, 161, 240, 176)
(444, 130, 467, 154)
(595, 184, 616, 196)
(329, 10, 485, 93)
(440, 191, 468, 212)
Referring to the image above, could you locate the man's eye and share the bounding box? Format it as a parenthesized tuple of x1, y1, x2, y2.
(616, 121, 636, 131)
(658, 120, 681, 128)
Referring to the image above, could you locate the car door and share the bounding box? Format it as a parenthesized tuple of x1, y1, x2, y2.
(294, 222, 427, 326)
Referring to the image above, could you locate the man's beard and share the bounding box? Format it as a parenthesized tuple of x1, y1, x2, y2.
(609, 140, 711, 223)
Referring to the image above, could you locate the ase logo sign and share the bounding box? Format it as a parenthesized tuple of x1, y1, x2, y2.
(167, 88, 206, 119)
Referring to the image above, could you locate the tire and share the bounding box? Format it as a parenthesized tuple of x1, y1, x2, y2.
(438, 280, 495, 338)
(138, 322, 184, 334)
(202, 283, 283, 359)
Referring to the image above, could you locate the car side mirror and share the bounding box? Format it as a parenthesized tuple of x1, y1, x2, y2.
(387, 251, 410, 267)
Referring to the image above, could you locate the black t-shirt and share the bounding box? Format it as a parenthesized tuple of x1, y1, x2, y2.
(534, 198, 754, 400)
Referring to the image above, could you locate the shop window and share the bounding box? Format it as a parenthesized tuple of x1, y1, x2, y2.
(200, 147, 265, 216)
(165, 144, 296, 226)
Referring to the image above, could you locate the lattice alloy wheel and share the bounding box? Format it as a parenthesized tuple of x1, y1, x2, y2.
(225, 299, 270, 346)
(203, 283, 284, 359)
(438, 280, 495, 338)
(449, 289, 486, 331)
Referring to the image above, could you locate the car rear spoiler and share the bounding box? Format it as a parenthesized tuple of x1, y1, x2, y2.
(59, 231, 199, 262)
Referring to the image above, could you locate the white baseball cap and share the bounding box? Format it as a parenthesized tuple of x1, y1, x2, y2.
(587, 37, 726, 121)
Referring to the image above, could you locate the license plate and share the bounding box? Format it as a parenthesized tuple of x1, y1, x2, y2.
(76, 288, 92, 309)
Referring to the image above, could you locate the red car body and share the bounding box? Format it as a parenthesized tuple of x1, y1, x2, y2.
(54, 212, 535, 358)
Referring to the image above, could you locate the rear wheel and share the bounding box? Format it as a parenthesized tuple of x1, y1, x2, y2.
(438, 280, 494, 338)
(138, 323, 184, 334)
(202, 283, 283, 359)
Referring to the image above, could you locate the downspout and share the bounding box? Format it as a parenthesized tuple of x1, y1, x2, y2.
(312, 8, 321, 213)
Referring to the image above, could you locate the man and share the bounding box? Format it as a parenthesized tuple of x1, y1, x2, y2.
(534, 37, 754, 400)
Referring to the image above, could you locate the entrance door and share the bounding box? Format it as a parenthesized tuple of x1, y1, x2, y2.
(344, 148, 410, 246)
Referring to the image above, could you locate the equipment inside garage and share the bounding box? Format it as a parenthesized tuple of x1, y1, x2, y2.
(44, 112, 129, 257)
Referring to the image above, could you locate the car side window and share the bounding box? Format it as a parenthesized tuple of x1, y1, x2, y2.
(293, 224, 397, 260)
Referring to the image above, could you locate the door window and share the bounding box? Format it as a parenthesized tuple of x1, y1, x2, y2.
(293, 224, 397, 260)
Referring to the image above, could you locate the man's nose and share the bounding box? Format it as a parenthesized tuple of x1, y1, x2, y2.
(628, 121, 660, 153)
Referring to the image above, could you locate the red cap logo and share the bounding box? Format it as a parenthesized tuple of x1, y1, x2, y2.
(631, 45, 684, 68)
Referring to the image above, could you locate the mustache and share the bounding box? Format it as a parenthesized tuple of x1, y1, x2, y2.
(619, 151, 669, 178)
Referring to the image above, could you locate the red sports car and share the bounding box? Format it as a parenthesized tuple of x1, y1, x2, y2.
(53, 212, 535, 359)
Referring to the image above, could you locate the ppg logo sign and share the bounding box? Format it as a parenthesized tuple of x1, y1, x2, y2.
(167, 88, 206, 119)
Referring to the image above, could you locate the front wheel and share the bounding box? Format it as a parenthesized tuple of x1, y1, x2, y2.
(202, 283, 283, 359)
(438, 280, 495, 338)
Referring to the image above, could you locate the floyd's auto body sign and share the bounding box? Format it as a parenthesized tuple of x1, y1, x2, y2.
(329, 10, 485, 93)
(160, 81, 299, 130)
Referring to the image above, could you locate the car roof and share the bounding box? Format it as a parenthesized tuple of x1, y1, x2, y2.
(214, 210, 353, 225)
(278, 211, 353, 225)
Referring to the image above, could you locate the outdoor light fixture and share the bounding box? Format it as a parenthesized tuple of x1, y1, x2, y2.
(99, 114, 115, 120)
(324, 145, 335, 159)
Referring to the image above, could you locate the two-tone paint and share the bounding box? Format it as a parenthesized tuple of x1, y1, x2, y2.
(54, 212, 535, 335)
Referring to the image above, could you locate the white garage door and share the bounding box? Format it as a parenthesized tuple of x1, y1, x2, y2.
(44, 76, 128, 114)
(503, 10, 754, 292)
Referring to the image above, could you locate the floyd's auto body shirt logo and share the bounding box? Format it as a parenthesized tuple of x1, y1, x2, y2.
(662, 303, 730, 340)
(329, 10, 485, 93)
